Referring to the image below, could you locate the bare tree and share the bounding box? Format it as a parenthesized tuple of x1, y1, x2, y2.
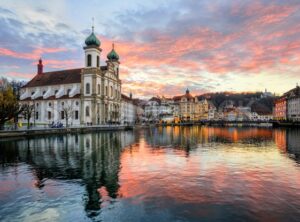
(21, 103, 34, 129)
(61, 104, 73, 127)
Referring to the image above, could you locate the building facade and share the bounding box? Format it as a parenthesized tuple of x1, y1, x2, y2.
(20, 28, 122, 126)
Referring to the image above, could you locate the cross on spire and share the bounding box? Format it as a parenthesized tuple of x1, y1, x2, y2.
(92, 17, 94, 33)
(112, 42, 115, 49)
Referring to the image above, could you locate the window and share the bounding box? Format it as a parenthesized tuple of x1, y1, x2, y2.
(36, 103, 39, 107)
(86, 83, 90, 94)
(49, 102, 52, 107)
(55, 90, 58, 94)
(61, 111, 65, 119)
(75, 110, 79, 119)
(76, 101, 79, 106)
(43, 91, 46, 95)
(86, 106, 90, 117)
(67, 89, 71, 95)
(97, 56, 99, 67)
(31, 91, 35, 95)
(110, 86, 113, 97)
(35, 112, 39, 120)
(98, 84, 100, 94)
(61, 102, 64, 106)
(87, 54, 92, 67)
(48, 111, 51, 120)
(105, 86, 108, 96)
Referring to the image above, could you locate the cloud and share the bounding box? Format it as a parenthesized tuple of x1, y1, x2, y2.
(1, 0, 300, 97)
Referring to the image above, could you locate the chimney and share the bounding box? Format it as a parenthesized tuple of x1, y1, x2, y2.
(37, 58, 43, 74)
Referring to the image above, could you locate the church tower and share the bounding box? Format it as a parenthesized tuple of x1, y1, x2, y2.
(81, 25, 102, 125)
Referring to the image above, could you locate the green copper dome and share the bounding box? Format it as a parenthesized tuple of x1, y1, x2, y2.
(107, 44, 119, 60)
(85, 32, 101, 47)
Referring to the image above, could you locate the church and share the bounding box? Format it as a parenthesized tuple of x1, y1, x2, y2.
(19, 27, 122, 126)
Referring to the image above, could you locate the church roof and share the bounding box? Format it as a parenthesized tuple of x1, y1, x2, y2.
(24, 68, 82, 88)
(23, 66, 108, 88)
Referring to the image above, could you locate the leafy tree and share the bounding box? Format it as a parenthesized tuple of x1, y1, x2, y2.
(0, 80, 23, 130)
(21, 103, 34, 129)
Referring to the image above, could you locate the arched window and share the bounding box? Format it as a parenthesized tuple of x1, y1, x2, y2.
(97, 84, 100, 94)
(97, 56, 99, 67)
(110, 86, 113, 97)
(105, 86, 108, 96)
(87, 54, 92, 67)
(86, 106, 90, 117)
(86, 83, 90, 94)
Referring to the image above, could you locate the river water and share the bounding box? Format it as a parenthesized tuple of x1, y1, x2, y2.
(0, 126, 300, 222)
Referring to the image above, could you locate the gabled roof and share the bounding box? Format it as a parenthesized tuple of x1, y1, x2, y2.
(23, 68, 82, 88)
(23, 66, 108, 88)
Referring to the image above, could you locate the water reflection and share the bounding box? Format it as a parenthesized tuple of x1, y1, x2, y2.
(0, 127, 300, 221)
(0, 131, 138, 220)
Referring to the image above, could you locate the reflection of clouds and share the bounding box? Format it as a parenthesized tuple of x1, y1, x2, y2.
(0, 131, 138, 219)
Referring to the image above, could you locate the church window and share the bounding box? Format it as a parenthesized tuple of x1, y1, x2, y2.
(98, 84, 100, 94)
(87, 54, 92, 67)
(55, 90, 58, 94)
(67, 89, 71, 95)
(35, 112, 39, 120)
(61, 111, 65, 119)
(97, 56, 99, 67)
(86, 83, 90, 94)
(36, 103, 39, 107)
(31, 91, 35, 95)
(48, 111, 51, 120)
(110, 86, 113, 97)
(76, 101, 79, 106)
(61, 102, 64, 106)
(86, 106, 90, 117)
(43, 91, 46, 95)
(75, 110, 79, 119)
(49, 102, 52, 107)
(105, 86, 108, 96)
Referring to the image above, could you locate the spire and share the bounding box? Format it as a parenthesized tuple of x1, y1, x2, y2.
(186, 88, 190, 94)
(37, 58, 43, 75)
(92, 17, 94, 33)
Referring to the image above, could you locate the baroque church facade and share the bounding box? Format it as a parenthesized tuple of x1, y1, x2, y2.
(20, 28, 122, 126)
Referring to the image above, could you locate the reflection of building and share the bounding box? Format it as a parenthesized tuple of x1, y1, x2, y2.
(19, 27, 121, 126)
(286, 129, 300, 158)
(274, 129, 287, 152)
(4, 131, 137, 218)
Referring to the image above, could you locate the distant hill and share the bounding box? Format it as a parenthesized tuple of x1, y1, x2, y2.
(197, 92, 275, 114)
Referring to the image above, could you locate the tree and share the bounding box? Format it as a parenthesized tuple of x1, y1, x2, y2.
(61, 104, 73, 127)
(21, 103, 34, 129)
(0, 80, 22, 130)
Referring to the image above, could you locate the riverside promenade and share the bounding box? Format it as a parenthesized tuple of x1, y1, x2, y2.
(0, 125, 133, 139)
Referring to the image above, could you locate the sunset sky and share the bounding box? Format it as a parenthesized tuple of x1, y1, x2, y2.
(0, 0, 300, 98)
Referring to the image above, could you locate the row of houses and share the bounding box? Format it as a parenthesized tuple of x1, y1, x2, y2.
(144, 89, 273, 123)
(274, 86, 300, 122)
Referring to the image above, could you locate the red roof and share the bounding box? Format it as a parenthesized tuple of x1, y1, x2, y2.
(24, 68, 82, 88)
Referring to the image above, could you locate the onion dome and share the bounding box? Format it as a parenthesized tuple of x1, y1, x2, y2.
(107, 43, 119, 61)
(85, 27, 100, 47)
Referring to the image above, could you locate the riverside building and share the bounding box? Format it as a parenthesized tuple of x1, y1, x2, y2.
(19, 27, 122, 126)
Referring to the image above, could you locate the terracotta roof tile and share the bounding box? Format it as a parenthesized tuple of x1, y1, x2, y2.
(23, 68, 82, 88)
